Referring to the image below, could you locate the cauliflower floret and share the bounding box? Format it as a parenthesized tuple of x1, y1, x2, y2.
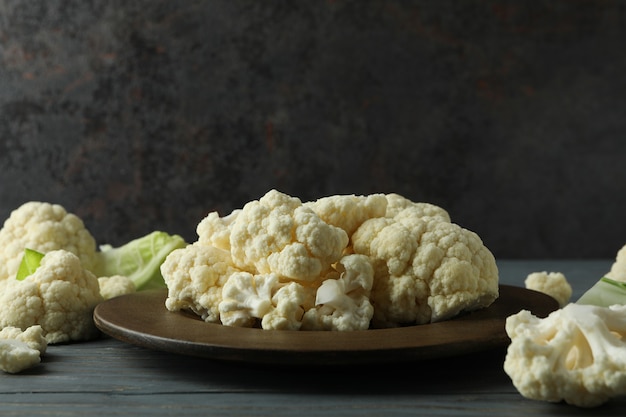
(606, 243, 626, 282)
(196, 209, 241, 252)
(525, 271, 572, 307)
(304, 193, 387, 237)
(228, 189, 349, 281)
(384, 193, 451, 220)
(504, 303, 626, 408)
(219, 272, 316, 330)
(261, 282, 316, 330)
(301, 254, 375, 331)
(352, 211, 498, 327)
(0, 325, 47, 374)
(98, 275, 136, 300)
(162, 243, 239, 322)
(219, 272, 279, 327)
(0, 202, 98, 281)
(0, 250, 103, 343)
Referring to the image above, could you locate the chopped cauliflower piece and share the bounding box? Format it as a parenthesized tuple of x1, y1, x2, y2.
(606, 243, 626, 282)
(504, 303, 626, 408)
(98, 275, 136, 300)
(302, 254, 375, 331)
(219, 272, 279, 327)
(524, 271, 572, 307)
(162, 243, 239, 322)
(0, 250, 103, 343)
(0, 325, 48, 374)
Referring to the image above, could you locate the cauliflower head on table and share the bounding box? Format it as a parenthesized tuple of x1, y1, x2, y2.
(0, 202, 98, 281)
(0, 250, 103, 344)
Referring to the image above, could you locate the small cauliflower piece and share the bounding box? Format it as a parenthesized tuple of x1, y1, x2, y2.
(525, 271, 572, 307)
(0, 325, 48, 374)
(352, 210, 498, 327)
(504, 303, 626, 408)
(196, 209, 241, 252)
(261, 282, 316, 330)
(228, 189, 349, 281)
(0, 250, 104, 344)
(219, 271, 316, 330)
(301, 254, 375, 331)
(219, 272, 281, 327)
(98, 275, 136, 300)
(162, 243, 239, 322)
(0, 202, 98, 281)
(606, 243, 626, 282)
(304, 193, 387, 237)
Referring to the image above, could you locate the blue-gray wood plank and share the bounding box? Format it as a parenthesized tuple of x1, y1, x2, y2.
(1, 260, 624, 416)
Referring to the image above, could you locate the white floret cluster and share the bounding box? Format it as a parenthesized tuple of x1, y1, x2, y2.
(161, 189, 499, 331)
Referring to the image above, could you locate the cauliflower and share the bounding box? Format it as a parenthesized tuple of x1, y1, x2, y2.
(383, 193, 451, 220)
(0, 202, 98, 281)
(524, 271, 572, 307)
(229, 189, 349, 281)
(98, 275, 136, 300)
(196, 209, 241, 252)
(303, 193, 387, 237)
(0, 250, 103, 343)
(161, 189, 498, 331)
(301, 254, 374, 331)
(352, 207, 498, 327)
(606, 243, 626, 282)
(162, 243, 240, 322)
(219, 272, 282, 327)
(0, 325, 47, 374)
(504, 303, 626, 408)
(218, 271, 319, 330)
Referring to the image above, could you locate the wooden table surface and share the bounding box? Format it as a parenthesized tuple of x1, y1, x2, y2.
(2, 259, 625, 416)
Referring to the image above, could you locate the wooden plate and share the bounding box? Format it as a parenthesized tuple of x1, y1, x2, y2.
(93, 285, 558, 366)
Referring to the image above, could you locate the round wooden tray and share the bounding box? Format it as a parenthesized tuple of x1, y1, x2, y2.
(93, 285, 558, 366)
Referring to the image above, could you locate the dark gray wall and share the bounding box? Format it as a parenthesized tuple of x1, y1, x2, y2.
(1, 1, 625, 259)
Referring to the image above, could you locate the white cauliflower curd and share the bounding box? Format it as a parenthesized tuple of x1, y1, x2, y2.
(504, 303, 626, 408)
(0, 250, 103, 344)
(0, 202, 98, 281)
(0, 325, 47, 374)
(162, 189, 499, 331)
(524, 271, 572, 307)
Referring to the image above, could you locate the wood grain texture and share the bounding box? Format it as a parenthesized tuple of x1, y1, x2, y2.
(0, 260, 623, 416)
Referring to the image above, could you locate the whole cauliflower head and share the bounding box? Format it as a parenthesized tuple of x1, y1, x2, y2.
(0, 250, 103, 343)
(352, 207, 498, 327)
(504, 303, 626, 408)
(0, 202, 98, 280)
(228, 189, 349, 281)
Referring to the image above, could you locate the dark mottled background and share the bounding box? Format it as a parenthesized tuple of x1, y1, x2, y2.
(1, 0, 625, 259)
